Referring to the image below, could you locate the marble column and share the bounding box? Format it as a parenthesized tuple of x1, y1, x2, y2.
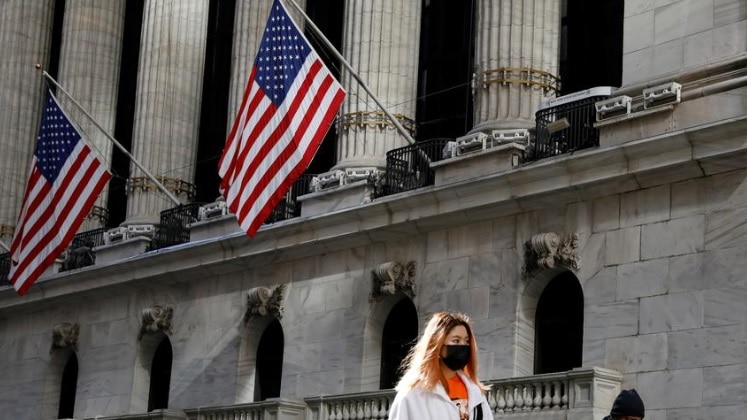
(57, 0, 126, 231)
(472, 0, 560, 133)
(227, 0, 306, 127)
(125, 0, 210, 225)
(334, 0, 421, 171)
(0, 1, 55, 243)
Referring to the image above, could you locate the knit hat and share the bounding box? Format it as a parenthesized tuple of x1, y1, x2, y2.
(610, 389, 645, 418)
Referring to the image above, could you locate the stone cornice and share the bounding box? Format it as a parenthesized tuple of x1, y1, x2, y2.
(2, 115, 746, 313)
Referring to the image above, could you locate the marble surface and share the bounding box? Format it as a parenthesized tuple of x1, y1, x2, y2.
(1, 11, 747, 420)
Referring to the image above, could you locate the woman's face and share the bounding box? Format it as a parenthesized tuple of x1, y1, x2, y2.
(440, 324, 470, 357)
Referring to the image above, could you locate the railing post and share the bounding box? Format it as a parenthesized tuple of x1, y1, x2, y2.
(566, 367, 623, 420)
(262, 398, 306, 420)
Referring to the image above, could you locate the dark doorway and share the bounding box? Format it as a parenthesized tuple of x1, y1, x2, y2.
(559, 0, 624, 95)
(255, 319, 284, 401)
(147, 338, 173, 411)
(417, 0, 475, 140)
(304, 0, 345, 174)
(109, 0, 145, 227)
(379, 298, 418, 389)
(534, 271, 584, 374)
(57, 353, 78, 419)
(195, 0, 236, 203)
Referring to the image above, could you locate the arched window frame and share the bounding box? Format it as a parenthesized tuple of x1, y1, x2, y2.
(516, 267, 584, 376)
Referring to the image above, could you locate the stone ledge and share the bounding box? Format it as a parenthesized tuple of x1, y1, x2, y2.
(432, 142, 525, 186)
(2, 116, 746, 310)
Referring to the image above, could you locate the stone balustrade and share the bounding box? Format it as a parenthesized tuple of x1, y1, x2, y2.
(305, 390, 397, 420)
(485, 366, 622, 419)
(80, 368, 620, 420)
(184, 399, 306, 420)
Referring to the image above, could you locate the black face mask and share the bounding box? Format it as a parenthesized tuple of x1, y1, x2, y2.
(442, 344, 471, 371)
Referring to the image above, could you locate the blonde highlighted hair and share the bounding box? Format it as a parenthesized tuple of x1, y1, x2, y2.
(395, 311, 487, 392)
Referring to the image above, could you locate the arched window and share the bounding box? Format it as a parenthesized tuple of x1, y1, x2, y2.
(147, 337, 172, 411)
(255, 318, 284, 401)
(379, 298, 418, 389)
(534, 271, 584, 374)
(58, 353, 78, 419)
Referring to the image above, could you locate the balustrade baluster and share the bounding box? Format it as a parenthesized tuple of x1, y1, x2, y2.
(532, 382, 542, 410)
(363, 400, 372, 419)
(561, 381, 569, 408)
(331, 402, 341, 420)
(515, 385, 524, 410)
(497, 387, 506, 413)
(486, 388, 496, 413)
(506, 386, 516, 412)
(342, 401, 351, 420)
(552, 381, 561, 409)
(355, 401, 364, 419)
(523, 385, 532, 411)
(378, 397, 388, 419)
(369, 398, 379, 419)
(542, 382, 552, 409)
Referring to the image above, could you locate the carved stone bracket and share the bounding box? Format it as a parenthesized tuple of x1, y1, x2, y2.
(51, 322, 80, 353)
(371, 261, 417, 301)
(139, 306, 174, 339)
(244, 284, 286, 324)
(522, 232, 581, 279)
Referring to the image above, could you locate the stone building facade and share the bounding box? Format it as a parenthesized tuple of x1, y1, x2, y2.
(0, 1, 746, 420)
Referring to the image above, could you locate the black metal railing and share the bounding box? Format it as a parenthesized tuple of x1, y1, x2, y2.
(0, 252, 10, 287)
(374, 138, 451, 199)
(60, 227, 107, 272)
(530, 95, 607, 161)
(265, 174, 315, 223)
(149, 203, 204, 251)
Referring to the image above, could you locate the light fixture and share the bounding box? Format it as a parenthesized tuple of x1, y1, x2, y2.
(546, 117, 570, 134)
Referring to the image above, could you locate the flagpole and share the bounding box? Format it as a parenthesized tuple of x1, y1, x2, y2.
(282, 0, 416, 145)
(40, 69, 183, 207)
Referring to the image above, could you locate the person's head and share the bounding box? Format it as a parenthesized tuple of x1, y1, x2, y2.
(605, 389, 645, 420)
(395, 311, 483, 391)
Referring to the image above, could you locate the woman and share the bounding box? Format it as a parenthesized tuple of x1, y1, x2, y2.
(388, 311, 494, 420)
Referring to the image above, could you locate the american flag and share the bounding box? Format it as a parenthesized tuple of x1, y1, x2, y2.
(9, 91, 111, 295)
(218, 0, 345, 237)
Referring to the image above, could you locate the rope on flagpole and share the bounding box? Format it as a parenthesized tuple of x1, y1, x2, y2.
(38, 66, 183, 206)
(282, 0, 416, 145)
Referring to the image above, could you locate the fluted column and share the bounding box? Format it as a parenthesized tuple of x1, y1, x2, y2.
(334, 0, 421, 171)
(227, 0, 306, 127)
(472, 0, 560, 133)
(57, 0, 126, 231)
(125, 0, 209, 225)
(0, 1, 55, 243)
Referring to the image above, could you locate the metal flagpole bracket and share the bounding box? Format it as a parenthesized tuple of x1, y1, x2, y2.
(40, 69, 183, 206)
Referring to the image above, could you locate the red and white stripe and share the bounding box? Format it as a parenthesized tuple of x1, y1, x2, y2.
(219, 53, 345, 236)
(9, 140, 111, 295)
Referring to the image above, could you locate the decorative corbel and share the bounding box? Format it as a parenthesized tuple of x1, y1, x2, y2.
(51, 322, 80, 353)
(138, 305, 174, 340)
(522, 232, 581, 279)
(371, 260, 417, 301)
(244, 284, 286, 324)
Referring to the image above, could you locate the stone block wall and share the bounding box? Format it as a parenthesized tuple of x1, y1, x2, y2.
(622, 0, 747, 84)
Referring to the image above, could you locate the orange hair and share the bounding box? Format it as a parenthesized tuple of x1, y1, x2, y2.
(395, 311, 487, 392)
